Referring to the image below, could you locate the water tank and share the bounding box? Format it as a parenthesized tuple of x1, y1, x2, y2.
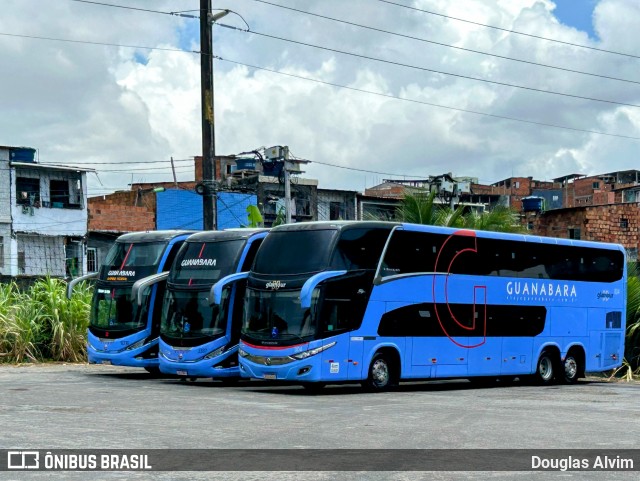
(234, 157, 257, 170)
(522, 196, 544, 212)
(9, 147, 36, 162)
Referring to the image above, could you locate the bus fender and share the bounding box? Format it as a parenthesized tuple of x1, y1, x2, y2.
(362, 342, 403, 379)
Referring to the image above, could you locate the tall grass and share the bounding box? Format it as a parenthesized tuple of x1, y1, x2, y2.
(0, 277, 92, 363)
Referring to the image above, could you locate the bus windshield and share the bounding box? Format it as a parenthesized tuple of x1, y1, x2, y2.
(252, 230, 337, 275)
(90, 287, 148, 332)
(102, 241, 167, 280)
(242, 288, 317, 342)
(169, 240, 244, 286)
(161, 290, 225, 342)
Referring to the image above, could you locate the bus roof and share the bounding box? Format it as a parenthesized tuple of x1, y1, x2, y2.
(400, 223, 625, 252)
(270, 221, 399, 233)
(185, 229, 269, 243)
(115, 230, 195, 243)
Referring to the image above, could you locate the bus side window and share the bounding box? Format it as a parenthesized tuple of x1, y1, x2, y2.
(318, 272, 373, 333)
(241, 239, 263, 271)
(163, 241, 185, 271)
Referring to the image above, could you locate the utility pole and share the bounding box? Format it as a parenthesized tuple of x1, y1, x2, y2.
(283, 146, 292, 224)
(200, 0, 222, 230)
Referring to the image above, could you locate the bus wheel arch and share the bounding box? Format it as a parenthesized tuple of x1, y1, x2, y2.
(363, 347, 401, 391)
(535, 346, 561, 385)
(562, 345, 585, 384)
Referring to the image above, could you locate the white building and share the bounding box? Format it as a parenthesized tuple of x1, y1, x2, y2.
(0, 146, 91, 279)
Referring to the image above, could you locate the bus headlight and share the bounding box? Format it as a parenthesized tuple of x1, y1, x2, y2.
(290, 342, 336, 360)
(239, 348, 248, 358)
(125, 339, 146, 351)
(204, 345, 226, 359)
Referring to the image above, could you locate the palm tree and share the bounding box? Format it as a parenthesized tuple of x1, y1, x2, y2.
(396, 190, 525, 233)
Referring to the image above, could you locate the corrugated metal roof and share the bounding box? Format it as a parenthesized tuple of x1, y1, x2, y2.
(10, 161, 95, 173)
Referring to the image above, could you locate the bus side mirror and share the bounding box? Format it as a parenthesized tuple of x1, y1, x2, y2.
(299, 270, 347, 309)
(131, 272, 169, 306)
(210, 272, 249, 306)
(66, 272, 98, 299)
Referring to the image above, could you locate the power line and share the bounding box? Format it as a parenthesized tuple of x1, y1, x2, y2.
(246, 0, 640, 86)
(70, 0, 198, 19)
(0, 31, 195, 54)
(4, 27, 639, 140)
(375, 0, 640, 60)
(226, 26, 640, 109)
(215, 57, 640, 142)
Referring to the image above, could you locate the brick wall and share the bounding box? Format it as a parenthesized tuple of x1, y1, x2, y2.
(194, 156, 226, 181)
(529, 203, 640, 255)
(88, 190, 155, 232)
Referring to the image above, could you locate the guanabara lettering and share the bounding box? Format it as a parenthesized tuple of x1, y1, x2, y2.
(180, 258, 217, 267)
(507, 281, 577, 298)
(107, 270, 136, 277)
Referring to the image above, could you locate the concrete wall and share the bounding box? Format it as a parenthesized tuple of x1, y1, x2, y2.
(16, 234, 66, 277)
(11, 167, 88, 236)
(317, 190, 357, 221)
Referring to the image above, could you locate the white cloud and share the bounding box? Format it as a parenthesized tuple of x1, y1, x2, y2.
(1, 0, 639, 196)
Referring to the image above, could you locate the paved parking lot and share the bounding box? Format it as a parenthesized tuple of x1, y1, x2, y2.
(1, 364, 639, 480)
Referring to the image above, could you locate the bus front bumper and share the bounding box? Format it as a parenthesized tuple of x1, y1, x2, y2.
(239, 356, 323, 382)
(87, 343, 159, 369)
(159, 357, 239, 379)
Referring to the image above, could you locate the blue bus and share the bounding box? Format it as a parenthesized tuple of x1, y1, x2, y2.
(69, 231, 192, 372)
(211, 221, 626, 390)
(133, 229, 268, 380)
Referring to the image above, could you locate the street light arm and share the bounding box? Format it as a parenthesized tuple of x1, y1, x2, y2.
(209, 9, 230, 24)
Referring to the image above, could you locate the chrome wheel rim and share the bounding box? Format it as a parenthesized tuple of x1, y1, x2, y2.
(564, 357, 577, 379)
(539, 357, 553, 381)
(372, 359, 389, 386)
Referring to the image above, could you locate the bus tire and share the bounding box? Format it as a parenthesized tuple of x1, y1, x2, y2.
(364, 353, 396, 391)
(562, 354, 581, 384)
(534, 350, 556, 385)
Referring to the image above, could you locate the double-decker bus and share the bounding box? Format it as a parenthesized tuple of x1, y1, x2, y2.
(211, 221, 626, 391)
(68, 231, 192, 372)
(132, 229, 268, 380)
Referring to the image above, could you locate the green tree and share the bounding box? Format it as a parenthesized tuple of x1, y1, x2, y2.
(396, 190, 525, 233)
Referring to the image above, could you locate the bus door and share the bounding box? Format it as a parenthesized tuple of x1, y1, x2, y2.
(588, 308, 624, 371)
(317, 273, 373, 381)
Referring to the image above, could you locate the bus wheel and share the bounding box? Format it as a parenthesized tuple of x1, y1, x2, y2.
(535, 351, 556, 385)
(364, 353, 394, 391)
(562, 354, 580, 384)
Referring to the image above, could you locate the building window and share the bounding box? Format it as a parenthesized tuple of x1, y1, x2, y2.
(592, 181, 600, 189)
(568, 228, 581, 240)
(552, 195, 559, 201)
(50, 180, 70, 208)
(87, 247, 98, 273)
(16, 177, 40, 205)
(620, 218, 629, 229)
(514, 181, 520, 188)
(330, 202, 344, 220)
(17, 251, 25, 274)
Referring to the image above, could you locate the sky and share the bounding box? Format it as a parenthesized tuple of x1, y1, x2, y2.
(1, 0, 640, 198)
